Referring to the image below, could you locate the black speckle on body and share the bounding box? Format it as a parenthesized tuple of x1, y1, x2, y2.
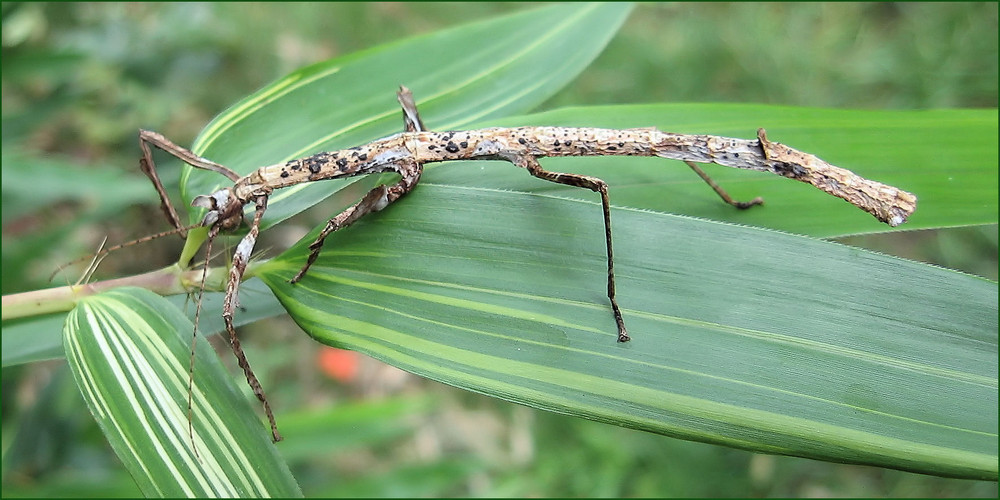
(773, 161, 806, 178)
(305, 156, 325, 174)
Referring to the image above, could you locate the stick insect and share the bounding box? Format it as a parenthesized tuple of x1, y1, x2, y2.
(125, 86, 917, 443)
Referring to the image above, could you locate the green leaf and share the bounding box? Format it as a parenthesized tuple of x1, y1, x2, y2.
(180, 2, 634, 232)
(255, 184, 997, 481)
(63, 287, 302, 497)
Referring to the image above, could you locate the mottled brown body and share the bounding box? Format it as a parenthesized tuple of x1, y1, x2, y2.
(135, 86, 916, 444)
(232, 126, 915, 229)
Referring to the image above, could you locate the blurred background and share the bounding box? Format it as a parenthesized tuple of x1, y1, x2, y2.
(2, 2, 997, 496)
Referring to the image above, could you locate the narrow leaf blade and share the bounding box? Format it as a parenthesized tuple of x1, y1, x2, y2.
(4, 279, 283, 367)
(63, 287, 301, 497)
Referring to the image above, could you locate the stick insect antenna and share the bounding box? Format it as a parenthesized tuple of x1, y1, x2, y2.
(49, 222, 203, 284)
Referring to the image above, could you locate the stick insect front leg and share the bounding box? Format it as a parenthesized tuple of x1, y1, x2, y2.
(51, 133, 235, 281)
(501, 152, 630, 343)
(137, 132, 282, 443)
(216, 194, 282, 442)
(138, 130, 242, 237)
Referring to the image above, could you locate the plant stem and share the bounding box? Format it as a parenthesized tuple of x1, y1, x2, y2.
(1, 264, 228, 321)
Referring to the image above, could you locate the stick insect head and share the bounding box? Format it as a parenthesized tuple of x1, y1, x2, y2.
(192, 188, 244, 231)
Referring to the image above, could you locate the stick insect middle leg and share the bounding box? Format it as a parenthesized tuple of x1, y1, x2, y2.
(501, 152, 631, 343)
(289, 161, 422, 284)
(289, 86, 425, 284)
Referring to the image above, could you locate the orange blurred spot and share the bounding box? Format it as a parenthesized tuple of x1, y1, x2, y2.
(317, 347, 359, 382)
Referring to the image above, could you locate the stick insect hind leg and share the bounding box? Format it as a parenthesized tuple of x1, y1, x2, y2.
(684, 160, 764, 209)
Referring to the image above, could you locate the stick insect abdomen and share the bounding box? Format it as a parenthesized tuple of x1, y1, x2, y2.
(408, 127, 660, 161)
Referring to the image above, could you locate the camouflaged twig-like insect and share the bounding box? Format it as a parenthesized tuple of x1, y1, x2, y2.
(136, 86, 917, 443)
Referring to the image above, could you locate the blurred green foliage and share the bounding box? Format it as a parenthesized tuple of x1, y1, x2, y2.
(2, 3, 997, 497)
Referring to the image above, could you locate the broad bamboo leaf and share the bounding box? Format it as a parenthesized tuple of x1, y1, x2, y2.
(256, 185, 997, 480)
(180, 2, 633, 233)
(63, 287, 301, 497)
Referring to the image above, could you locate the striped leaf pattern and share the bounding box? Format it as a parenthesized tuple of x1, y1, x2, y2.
(64, 288, 301, 497)
(255, 185, 997, 480)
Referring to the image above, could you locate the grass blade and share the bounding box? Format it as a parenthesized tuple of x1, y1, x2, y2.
(63, 287, 301, 497)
